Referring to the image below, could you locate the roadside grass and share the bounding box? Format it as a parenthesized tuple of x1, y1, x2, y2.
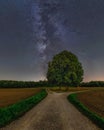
(67, 92, 104, 129)
(0, 89, 47, 128)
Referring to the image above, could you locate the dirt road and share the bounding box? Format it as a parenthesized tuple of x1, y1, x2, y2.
(0, 92, 100, 130)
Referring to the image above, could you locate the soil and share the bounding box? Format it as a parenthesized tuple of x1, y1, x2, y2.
(77, 90, 104, 118)
(0, 88, 41, 107)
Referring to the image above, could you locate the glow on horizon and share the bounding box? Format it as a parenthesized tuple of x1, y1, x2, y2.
(1, 75, 104, 82)
(83, 75, 104, 82)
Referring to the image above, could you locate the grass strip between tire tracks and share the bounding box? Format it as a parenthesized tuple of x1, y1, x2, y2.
(67, 93, 104, 129)
(0, 89, 47, 127)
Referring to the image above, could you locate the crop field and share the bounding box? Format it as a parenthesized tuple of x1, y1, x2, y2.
(0, 88, 41, 108)
(77, 89, 104, 118)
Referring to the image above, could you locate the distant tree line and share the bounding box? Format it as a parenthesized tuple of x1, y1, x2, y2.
(0, 80, 104, 88)
(0, 80, 50, 88)
(80, 81, 104, 87)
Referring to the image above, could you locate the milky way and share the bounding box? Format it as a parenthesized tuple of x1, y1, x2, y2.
(30, 0, 71, 76)
(31, 0, 78, 72)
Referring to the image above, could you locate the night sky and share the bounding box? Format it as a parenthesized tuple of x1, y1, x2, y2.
(0, 0, 104, 81)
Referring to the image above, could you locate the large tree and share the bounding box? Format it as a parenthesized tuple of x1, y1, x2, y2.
(47, 50, 84, 86)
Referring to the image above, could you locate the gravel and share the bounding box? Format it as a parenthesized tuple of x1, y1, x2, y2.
(0, 92, 101, 130)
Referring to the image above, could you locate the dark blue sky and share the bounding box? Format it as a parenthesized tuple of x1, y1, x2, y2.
(0, 0, 104, 81)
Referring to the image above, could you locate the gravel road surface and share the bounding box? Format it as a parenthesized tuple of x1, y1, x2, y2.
(0, 92, 101, 130)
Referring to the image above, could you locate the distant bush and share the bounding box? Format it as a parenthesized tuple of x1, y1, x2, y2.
(67, 93, 104, 129)
(0, 89, 47, 127)
(80, 81, 104, 87)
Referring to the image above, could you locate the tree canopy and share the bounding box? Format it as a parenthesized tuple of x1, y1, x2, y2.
(47, 50, 84, 86)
